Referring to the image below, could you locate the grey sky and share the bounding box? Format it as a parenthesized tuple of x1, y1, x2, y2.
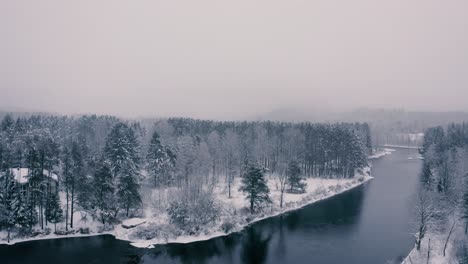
(1, 0, 468, 119)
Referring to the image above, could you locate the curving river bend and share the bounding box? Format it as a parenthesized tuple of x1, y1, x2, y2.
(0, 149, 422, 264)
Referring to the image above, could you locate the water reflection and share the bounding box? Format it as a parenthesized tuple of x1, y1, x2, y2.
(0, 150, 421, 264)
(139, 185, 366, 264)
(241, 228, 272, 264)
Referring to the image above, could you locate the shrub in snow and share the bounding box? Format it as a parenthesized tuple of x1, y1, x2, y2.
(167, 189, 220, 232)
(130, 223, 181, 242)
(335, 184, 343, 192)
(221, 219, 236, 233)
(313, 186, 327, 197)
(286, 160, 307, 194)
(16, 228, 41, 238)
(97, 223, 113, 233)
(79, 227, 90, 234)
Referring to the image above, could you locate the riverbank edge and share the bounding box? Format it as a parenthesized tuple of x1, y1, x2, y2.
(0, 174, 374, 248)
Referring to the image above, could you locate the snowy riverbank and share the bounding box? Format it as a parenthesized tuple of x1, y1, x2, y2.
(368, 148, 396, 159)
(0, 171, 374, 248)
(123, 170, 374, 248)
(401, 224, 465, 264)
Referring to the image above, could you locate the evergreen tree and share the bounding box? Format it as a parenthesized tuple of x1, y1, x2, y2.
(1, 115, 14, 131)
(62, 146, 72, 231)
(117, 165, 141, 217)
(93, 162, 117, 224)
(239, 163, 271, 214)
(104, 123, 140, 177)
(16, 195, 37, 231)
(46, 190, 63, 232)
(420, 162, 432, 186)
(146, 131, 176, 187)
(103, 123, 141, 217)
(0, 170, 21, 242)
(286, 160, 306, 193)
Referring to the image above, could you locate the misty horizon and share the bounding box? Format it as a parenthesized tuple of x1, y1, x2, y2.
(2, 0, 468, 120)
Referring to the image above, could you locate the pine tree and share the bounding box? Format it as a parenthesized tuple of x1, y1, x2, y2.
(16, 194, 37, 231)
(117, 165, 141, 217)
(146, 131, 176, 187)
(286, 160, 306, 193)
(104, 123, 140, 177)
(62, 146, 72, 231)
(239, 163, 271, 214)
(103, 123, 141, 217)
(93, 162, 117, 224)
(421, 162, 432, 186)
(0, 170, 21, 243)
(46, 190, 63, 232)
(1, 115, 14, 131)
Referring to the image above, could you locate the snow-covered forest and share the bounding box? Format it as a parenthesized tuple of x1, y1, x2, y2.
(403, 123, 468, 263)
(0, 114, 371, 245)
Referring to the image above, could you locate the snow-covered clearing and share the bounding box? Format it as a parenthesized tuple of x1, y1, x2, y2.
(118, 169, 373, 248)
(0, 171, 373, 248)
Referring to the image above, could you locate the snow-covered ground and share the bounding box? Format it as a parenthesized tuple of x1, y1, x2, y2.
(383, 144, 421, 150)
(0, 171, 374, 248)
(119, 170, 373, 248)
(401, 224, 465, 264)
(368, 148, 396, 159)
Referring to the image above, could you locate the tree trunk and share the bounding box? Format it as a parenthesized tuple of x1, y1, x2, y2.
(250, 198, 254, 214)
(416, 237, 421, 251)
(427, 238, 431, 264)
(228, 176, 232, 198)
(280, 190, 284, 208)
(443, 221, 456, 257)
(40, 152, 45, 230)
(70, 182, 74, 229)
(66, 187, 69, 231)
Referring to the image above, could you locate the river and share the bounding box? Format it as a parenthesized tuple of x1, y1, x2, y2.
(0, 149, 422, 264)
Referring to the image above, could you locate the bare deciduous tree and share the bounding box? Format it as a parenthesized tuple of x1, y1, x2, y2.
(414, 188, 437, 251)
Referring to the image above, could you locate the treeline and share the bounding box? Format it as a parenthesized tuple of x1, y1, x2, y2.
(0, 114, 370, 241)
(416, 123, 468, 258)
(159, 118, 371, 179)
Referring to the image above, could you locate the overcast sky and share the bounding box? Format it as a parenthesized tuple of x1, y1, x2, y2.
(1, 0, 468, 119)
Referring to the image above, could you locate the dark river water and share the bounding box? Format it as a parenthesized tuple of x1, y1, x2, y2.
(0, 149, 422, 264)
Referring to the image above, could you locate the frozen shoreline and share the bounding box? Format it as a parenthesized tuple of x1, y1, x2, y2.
(1, 174, 374, 248)
(401, 225, 463, 264)
(123, 174, 374, 248)
(1, 151, 393, 248)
